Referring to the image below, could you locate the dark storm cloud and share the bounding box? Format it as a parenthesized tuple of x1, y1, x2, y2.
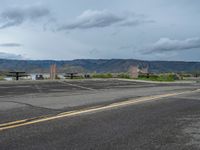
(144, 37, 200, 54)
(0, 52, 23, 59)
(58, 10, 153, 30)
(0, 6, 50, 29)
(0, 43, 22, 47)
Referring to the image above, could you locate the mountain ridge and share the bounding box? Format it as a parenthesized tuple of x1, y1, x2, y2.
(0, 59, 200, 73)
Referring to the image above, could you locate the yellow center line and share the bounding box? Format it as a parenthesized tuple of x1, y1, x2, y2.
(0, 119, 28, 127)
(0, 89, 199, 131)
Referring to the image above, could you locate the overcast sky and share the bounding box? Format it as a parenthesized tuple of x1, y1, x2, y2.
(0, 0, 200, 61)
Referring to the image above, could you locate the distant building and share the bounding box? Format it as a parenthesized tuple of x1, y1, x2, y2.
(129, 65, 149, 78)
(139, 66, 149, 74)
(129, 66, 139, 78)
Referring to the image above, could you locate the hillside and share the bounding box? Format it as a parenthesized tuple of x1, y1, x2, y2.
(0, 59, 200, 73)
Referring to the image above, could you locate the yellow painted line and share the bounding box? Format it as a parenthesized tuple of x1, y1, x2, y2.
(58, 106, 103, 116)
(0, 89, 199, 131)
(0, 119, 28, 127)
(0, 114, 51, 128)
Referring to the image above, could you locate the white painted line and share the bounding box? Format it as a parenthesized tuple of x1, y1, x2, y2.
(107, 85, 154, 88)
(60, 81, 96, 91)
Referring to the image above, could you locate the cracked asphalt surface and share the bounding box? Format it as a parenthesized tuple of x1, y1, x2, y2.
(0, 79, 200, 150)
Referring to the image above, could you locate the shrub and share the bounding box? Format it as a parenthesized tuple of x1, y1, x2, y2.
(138, 74, 159, 80)
(138, 74, 176, 82)
(0, 76, 5, 80)
(92, 73, 113, 78)
(117, 73, 131, 79)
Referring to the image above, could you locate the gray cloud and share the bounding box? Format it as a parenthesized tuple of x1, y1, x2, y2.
(0, 52, 24, 59)
(0, 43, 22, 47)
(119, 13, 155, 27)
(0, 6, 50, 29)
(143, 37, 200, 54)
(58, 10, 153, 30)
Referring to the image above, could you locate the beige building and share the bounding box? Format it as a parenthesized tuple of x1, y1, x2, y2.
(129, 65, 149, 78)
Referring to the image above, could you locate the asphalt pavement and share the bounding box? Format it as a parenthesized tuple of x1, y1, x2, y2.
(0, 79, 200, 150)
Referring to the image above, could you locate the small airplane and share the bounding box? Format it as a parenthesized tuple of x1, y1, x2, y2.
(64, 72, 79, 79)
(6, 71, 29, 80)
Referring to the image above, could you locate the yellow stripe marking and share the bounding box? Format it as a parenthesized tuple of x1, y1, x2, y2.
(0, 119, 28, 127)
(0, 89, 199, 131)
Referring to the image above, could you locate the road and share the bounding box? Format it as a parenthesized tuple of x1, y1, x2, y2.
(0, 79, 200, 149)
